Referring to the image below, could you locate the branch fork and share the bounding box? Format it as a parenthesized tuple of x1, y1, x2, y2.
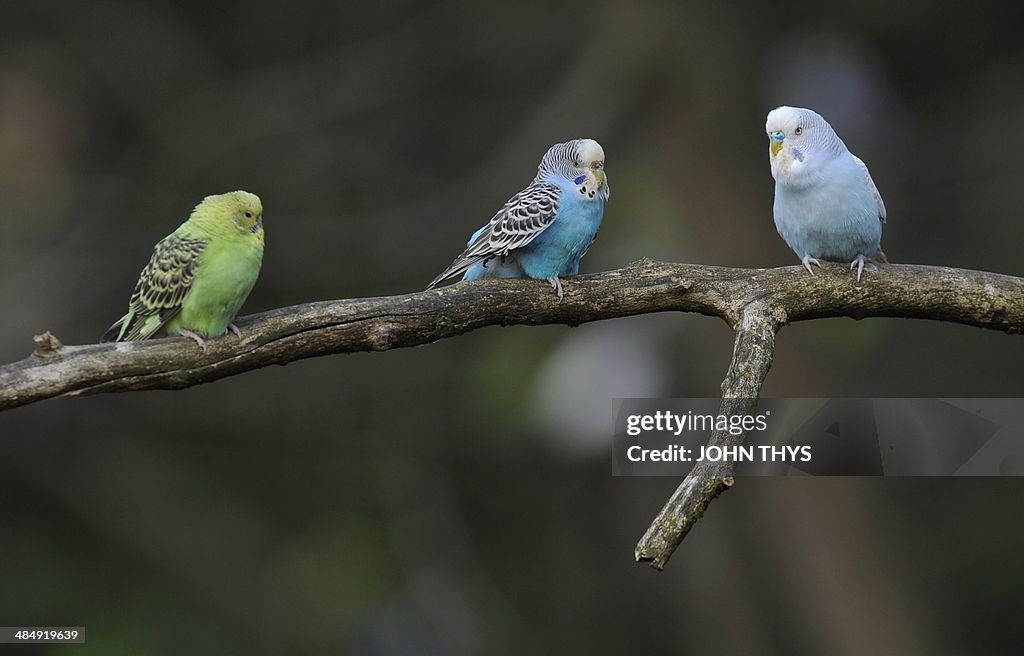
(3, 259, 1023, 568)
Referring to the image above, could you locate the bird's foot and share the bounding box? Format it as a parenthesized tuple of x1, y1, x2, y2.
(180, 329, 207, 353)
(801, 254, 822, 275)
(228, 323, 242, 338)
(850, 254, 867, 282)
(547, 276, 565, 302)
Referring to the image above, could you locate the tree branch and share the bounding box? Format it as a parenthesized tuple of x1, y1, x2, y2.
(634, 301, 779, 569)
(3, 259, 1023, 567)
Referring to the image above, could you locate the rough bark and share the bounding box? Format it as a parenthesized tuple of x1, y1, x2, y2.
(634, 302, 779, 569)
(3, 259, 1023, 567)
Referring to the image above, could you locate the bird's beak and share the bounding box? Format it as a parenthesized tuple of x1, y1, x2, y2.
(594, 169, 607, 189)
(769, 131, 785, 156)
(251, 216, 263, 233)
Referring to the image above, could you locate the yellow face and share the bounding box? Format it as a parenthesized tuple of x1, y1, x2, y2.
(239, 202, 264, 243)
(224, 191, 264, 240)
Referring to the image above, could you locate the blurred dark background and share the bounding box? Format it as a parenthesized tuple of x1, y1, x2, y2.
(2, 1, 1023, 654)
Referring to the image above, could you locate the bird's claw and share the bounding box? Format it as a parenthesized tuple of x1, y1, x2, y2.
(228, 323, 242, 338)
(850, 255, 867, 282)
(548, 276, 565, 303)
(801, 255, 822, 276)
(180, 329, 207, 353)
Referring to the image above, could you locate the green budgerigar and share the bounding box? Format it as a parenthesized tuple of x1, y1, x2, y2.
(102, 190, 265, 350)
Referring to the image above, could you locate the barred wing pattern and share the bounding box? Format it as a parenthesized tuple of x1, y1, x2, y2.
(102, 234, 208, 341)
(428, 182, 561, 288)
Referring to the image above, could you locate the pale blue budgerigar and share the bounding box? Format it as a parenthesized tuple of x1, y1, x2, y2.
(766, 106, 887, 281)
(427, 139, 609, 301)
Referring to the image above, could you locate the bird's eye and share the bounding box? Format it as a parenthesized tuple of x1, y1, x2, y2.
(244, 211, 253, 218)
(573, 161, 579, 167)
(794, 126, 803, 135)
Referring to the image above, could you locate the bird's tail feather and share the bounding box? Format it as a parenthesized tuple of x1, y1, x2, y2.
(101, 310, 171, 342)
(426, 270, 454, 290)
(100, 316, 126, 342)
(426, 256, 480, 290)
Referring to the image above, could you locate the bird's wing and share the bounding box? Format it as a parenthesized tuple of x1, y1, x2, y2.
(852, 154, 887, 224)
(102, 234, 208, 341)
(580, 230, 598, 259)
(427, 182, 561, 288)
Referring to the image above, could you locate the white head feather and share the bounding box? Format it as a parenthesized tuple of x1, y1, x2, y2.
(573, 139, 605, 169)
(766, 106, 847, 185)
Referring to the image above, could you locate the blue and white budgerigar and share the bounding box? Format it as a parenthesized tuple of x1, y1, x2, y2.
(427, 139, 609, 300)
(766, 106, 887, 281)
